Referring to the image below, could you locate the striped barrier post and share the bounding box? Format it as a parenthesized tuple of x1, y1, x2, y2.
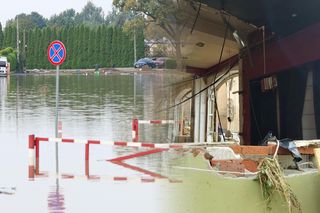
(132, 119, 139, 142)
(28, 135, 35, 180)
(85, 142, 90, 177)
(85, 160, 89, 177)
(35, 137, 40, 175)
(132, 119, 175, 142)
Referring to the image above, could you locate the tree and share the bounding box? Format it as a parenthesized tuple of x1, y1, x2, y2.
(6, 13, 47, 30)
(30, 12, 47, 28)
(26, 29, 35, 69)
(113, 0, 192, 70)
(3, 26, 17, 49)
(94, 26, 102, 65)
(48, 9, 76, 28)
(0, 23, 4, 49)
(105, 27, 113, 67)
(145, 22, 173, 57)
(99, 25, 107, 67)
(106, 7, 135, 27)
(75, 2, 105, 27)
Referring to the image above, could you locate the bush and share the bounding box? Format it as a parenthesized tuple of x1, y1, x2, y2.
(0, 47, 17, 71)
(0, 47, 14, 56)
(165, 59, 177, 69)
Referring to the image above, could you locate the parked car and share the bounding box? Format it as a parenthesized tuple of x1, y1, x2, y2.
(153, 57, 166, 68)
(134, 58, 156, 69)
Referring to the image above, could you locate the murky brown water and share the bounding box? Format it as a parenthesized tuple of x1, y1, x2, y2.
(0, 72, 186, 213)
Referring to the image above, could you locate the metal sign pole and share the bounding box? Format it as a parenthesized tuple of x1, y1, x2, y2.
(55, 65, 60, 174)
(48, 40, 65, 177)
(134, 73, 136, 116)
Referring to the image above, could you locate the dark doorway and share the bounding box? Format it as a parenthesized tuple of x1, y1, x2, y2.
(250, 80, 278, 145)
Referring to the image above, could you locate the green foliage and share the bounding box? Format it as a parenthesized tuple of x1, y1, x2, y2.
(48, 9, 76, 28)
(2, 25, 144, 69)
(48, 2, 105, 28)
(113, 0, 191, 70)
(0, 23, 3, 49)
(74, 2, 105, 27)
(0, 47, 17, 71)
(165, 59, 177, 69)
(30, 12, 47, 28)
(6, 12, 47, 30)
(0, 1, 146, 70)
(3, 26, 16, 48)
(106, 8, 136, 27)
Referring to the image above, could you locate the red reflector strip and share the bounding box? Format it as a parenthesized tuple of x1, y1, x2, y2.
(114, 177, 128, 181)
(114, 141, 127, 146)
(150, 120, 161, 124)
(62, 139, 74, 143)
(141, 143, 155, 148)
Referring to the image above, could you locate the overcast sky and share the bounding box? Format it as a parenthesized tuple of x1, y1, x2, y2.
(0, 0, 113, 26)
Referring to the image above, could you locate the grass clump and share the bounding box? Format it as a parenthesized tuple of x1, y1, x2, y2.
(257, 157, 302, 213)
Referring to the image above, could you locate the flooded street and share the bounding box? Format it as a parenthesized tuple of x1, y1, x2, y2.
(0, 72, 186, 212)
(2, 73, 320, 213)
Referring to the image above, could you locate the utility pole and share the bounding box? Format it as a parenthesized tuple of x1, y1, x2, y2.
(134, 28, 137, 63)
(133, 28, 137, 117)
(23, 29, 26, 71)
(16, 17, 20, 72)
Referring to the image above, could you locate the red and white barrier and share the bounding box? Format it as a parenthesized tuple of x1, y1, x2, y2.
(132, 119, 175, 142)
(138, 120, 175, 124)
(34, 172, 182, 183)
(33, 136, 196, 149)
(28, 134, 188, 181)
(28, 134, 235, 182)
(28, 134, 184, 183)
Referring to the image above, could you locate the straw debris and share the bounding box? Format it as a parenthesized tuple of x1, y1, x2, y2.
(257, 157, 302, 213)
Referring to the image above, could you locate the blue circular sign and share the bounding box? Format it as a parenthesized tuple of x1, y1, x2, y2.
(47, 40, 66, 66)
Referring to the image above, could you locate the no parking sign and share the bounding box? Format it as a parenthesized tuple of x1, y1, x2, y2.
(47, 40, 66, 66)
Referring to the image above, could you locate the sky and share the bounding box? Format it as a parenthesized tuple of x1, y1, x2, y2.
(0, 0, 113, 26)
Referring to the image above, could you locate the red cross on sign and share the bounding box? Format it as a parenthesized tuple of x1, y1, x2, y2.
(47, 40, 66, 66)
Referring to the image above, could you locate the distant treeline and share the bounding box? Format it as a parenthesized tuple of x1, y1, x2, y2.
(2, 25, 145, 70)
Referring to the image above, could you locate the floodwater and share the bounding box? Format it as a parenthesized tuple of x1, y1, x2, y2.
(2, 72, 320, 213)
(0, 72, 186, 213)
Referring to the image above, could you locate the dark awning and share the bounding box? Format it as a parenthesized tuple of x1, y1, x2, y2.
(199, 0, 320, 37)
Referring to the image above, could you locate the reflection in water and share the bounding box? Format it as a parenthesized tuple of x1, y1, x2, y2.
(0, 77, 8, 128)
(110, 159, 168, 179)
(0, 73, 188, 213)
(48, 182, 65, 213)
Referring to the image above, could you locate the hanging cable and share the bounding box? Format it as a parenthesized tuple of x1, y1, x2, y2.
(249, 82, 263, 140)
(211, 14, 230, 142)
(157, 57, 239, 112)
(190, 2, 202, 34)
